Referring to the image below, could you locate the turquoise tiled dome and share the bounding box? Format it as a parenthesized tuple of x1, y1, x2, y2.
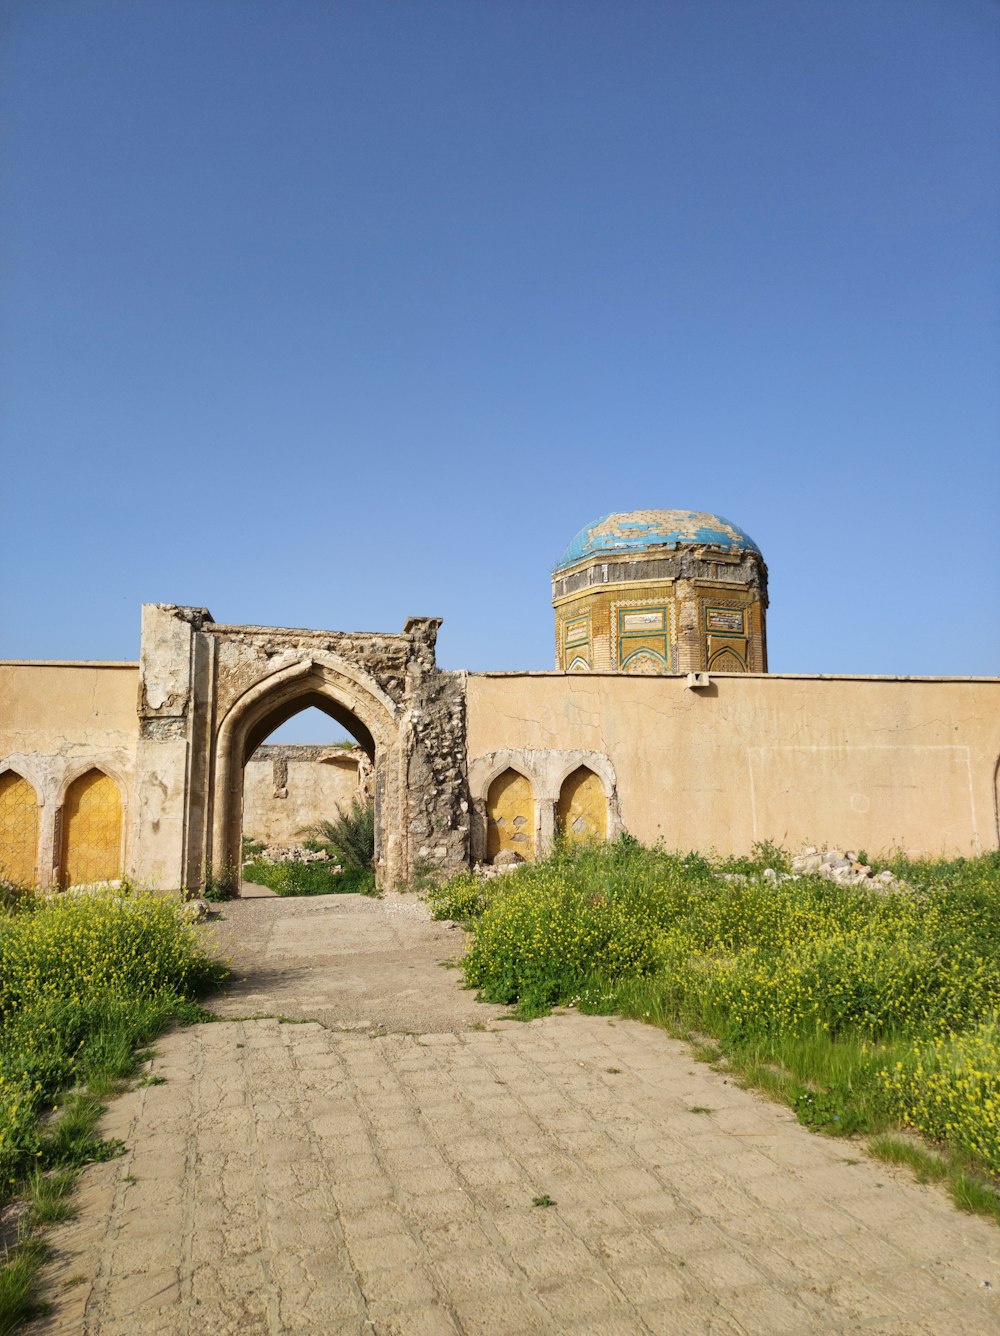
(555, 510, 761, 571)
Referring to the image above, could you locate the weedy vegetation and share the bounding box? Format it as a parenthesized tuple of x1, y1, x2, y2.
(429, 839, 1000, 1222)
(243, 798, 379, 897)
(0, 880, 225, 1329)
(241, 860, 377, 897)
(201, 862, 239, 903)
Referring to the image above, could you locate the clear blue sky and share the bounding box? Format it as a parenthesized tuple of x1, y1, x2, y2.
(3, 1, 998, 741)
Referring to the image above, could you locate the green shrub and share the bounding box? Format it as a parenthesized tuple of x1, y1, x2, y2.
(715, 839, 793, 876)
(464, 842, 685, 1015)
(202, 862, 239, 902)
(302, 798, 375, 871)
(885, 849, 1000, 890)
(880, 1021, 1000, 1175)
(0, 888, 221, 1188)
(0, 879, 39, 916)
(301, 837, 340, 856)
(0, 891, 216, 1019)
(425, 872, 496, 922)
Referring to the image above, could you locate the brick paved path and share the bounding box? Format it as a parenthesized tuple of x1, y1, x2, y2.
(27, 894, 1000, 1335)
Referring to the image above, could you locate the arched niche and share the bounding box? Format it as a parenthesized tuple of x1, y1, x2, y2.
(556, 766, 607, 845)
(0, 770, 41, 887)
(60, 768, 123, 887)
(708, 647, 746, 672)
(621, 648, 668, 675)
(486, 769, 534, 863)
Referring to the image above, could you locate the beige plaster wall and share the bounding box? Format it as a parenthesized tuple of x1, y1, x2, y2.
(0, 662, 141, 883)
(466, 673, 1000, 858)
(5, 655, 999, 880)
(243, 746, 362, 846)
(0, 662, 139, 744)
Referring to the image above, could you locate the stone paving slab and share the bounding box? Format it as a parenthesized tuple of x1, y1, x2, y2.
(24, 895, 1000, 1335)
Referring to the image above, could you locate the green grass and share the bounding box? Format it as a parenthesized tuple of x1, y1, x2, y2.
(0, 1236, 49, 1333)
(949, 1169, 1000, 1221)
(39, 1093, 126, 1172)
(440, 839, 1000, 1219)
(27, 1170, 77, 1227)
(868, 1132, 949, 1184)
(0, 884, 225, 1330)
(242, 859, 377, 897)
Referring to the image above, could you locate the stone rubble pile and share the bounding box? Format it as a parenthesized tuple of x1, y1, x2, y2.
(789, 846, 901, 890)
(180, 897, 217, 923)
(719, 846, 905, 892)
(472, 849, 526, 880)
(244, 844, 341, 869)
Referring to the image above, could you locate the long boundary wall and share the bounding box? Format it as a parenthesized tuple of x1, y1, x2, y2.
(466, 672, 1000, 858)
(3, 652, 999, 886)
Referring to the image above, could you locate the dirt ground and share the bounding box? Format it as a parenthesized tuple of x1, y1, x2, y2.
(25, 891, 1000, 1335)
(209, 887, 512, 1033)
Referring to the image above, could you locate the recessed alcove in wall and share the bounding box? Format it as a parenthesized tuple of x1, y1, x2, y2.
(486, 769, 535, 862)
(60, 768, 123, 887)
(556, 766, 607, 844)
(0, 770, 40, 886)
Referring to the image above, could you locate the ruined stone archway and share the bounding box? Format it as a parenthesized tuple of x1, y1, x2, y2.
(133, 606, 471, 891)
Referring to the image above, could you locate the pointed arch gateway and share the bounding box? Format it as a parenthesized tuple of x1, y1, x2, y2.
(134, 606, 470, 892)
(708, 647, 746, 673)
(211, 657, 405, 889)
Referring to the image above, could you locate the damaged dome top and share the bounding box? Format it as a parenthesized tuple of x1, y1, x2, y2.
(554, 509, 762, 571)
